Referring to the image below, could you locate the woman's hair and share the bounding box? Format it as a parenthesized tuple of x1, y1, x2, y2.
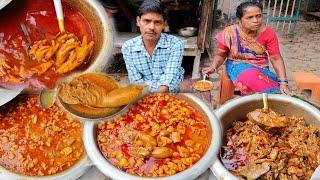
(138, 0, 166, 20)
(236, 1, 263, 19)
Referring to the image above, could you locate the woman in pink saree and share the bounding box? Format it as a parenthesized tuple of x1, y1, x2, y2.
(202, 1, 291, 95)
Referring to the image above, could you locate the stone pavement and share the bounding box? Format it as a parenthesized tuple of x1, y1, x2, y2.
(108, 18, 320, 109)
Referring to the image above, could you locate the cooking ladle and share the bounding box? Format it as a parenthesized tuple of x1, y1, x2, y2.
(262, 93, 269, 113)
(202, 74, 207, 81)
(53, 0, 65, 33)
(248, 93, 289, 128)
(39, 0, 65, 108)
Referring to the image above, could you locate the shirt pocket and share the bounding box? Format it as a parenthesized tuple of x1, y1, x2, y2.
(133, 53, 150, 75)
(152, 51, 168, 76)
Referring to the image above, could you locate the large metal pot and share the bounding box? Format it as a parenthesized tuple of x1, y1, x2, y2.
(0, 0, 112, 179)
(66, 0, 114, 73)
(83, 93, 222, 180)
(210, 94, 320, 179)
(0, 0, 12, 10)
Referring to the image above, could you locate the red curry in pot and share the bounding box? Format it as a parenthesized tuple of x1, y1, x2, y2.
(0, 0, 93, 89)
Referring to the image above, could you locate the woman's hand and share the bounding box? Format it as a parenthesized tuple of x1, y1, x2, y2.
(280, 84, 293, 95)
(201, 66, 216, 75)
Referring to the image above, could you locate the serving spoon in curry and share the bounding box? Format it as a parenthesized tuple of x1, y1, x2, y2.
(39, 0, 65, 108)
(247, 93, 289, 129)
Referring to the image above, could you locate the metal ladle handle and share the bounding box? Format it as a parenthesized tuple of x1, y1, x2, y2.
(262, 93, 269, 113)
(203, 74, 207, 81)
(53, 0, 65, 33)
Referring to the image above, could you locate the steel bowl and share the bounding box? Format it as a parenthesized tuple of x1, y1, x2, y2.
(83, 93, 222, 180)
(0, 0, 12, 10)
(56, 72, 132, 122)
(178, 27, 198, 37)
(210, 94, 320, 179)
(0, 88, 23, 106)
(66, 0, 114, 73)
(0, 156, 92, 180)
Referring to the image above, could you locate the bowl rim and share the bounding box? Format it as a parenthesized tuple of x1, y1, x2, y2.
(0, 87, 23, 106)
(0, 0, 12, 10)
(83, 93, 222, 180)
(83, 0, 114, 74)
(210, 93, 320, 179)
(193, 80, 214, 92)
(0, 152, 92, 180)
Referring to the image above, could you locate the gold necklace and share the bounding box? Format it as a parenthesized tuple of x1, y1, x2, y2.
(239, 27, 266, 55)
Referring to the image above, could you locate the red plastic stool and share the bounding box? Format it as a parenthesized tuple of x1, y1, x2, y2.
(293, 72, 320, 103)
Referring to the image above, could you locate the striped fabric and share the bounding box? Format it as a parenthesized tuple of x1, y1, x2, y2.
(122, 33, 185, 92)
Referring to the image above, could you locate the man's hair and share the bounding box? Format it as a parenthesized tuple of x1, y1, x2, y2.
(138, 0, 166, 20)
(236, 1, 263, 19)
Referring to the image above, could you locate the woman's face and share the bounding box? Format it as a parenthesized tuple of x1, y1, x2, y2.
(240, 6, 263, 31)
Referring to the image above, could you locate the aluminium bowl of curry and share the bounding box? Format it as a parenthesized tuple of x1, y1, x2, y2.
(83, 93, 222, 180)
(57, 72, 144, 121)
(211, 94, 320, 180)
(0, 95, 91, 180)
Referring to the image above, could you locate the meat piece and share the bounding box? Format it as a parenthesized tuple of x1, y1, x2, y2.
(59, 79, 143, 108)
(247, 108, 289, 128)
(170, 132, 181, 143)
(151, 147, 173, 158)
(55, 38, 79, 67)
(30, 60, 54, 75)
(287, 166, 304, 177)
(99, 85, 143, 108)
(58, 83, 80, 104)
(118, 128, 157, 158)
(58, 78, 108, 106)
(56, 36, 94, 74)
(238, 162, 270, 180)
(128, 146, 151, 158)
(29, 40, 59, 62)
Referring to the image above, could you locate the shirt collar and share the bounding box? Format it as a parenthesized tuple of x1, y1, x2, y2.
(132, 33, 168, 52)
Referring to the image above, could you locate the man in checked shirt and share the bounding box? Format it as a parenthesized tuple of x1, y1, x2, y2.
(121, 0, 185, 93)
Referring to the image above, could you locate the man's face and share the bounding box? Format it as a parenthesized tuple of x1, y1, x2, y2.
(137, 12, 165, 42)
(240, 6, 263, 31)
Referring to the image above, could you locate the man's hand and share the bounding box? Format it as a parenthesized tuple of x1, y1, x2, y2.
(158, 85, 169, 93)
